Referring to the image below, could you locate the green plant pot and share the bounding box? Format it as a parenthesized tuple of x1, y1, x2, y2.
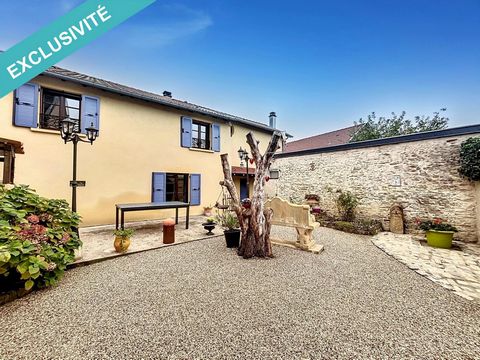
(426, 230, 454, 249)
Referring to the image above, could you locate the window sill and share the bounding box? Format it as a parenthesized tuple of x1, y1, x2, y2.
(30, 128, 86, 138)
(189, 147, 214, 154)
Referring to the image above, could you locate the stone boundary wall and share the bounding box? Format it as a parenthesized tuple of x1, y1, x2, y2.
(268, 133, 479, 243)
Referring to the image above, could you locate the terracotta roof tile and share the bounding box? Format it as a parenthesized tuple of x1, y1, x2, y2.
(232, 166, 255, 176)
(284, 125, 359, 153)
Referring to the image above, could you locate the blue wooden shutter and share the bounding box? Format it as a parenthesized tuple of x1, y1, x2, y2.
(152, 172, 166, 203)
(181, 116, 192, 148)
(81, 95, 100, 134)
(212, 123, 220, 152)
(14, 83, 38, 128)
(190, 174, 201, 205)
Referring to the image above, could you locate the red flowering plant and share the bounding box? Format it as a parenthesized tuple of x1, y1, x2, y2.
(0, 185, 81, 292)
(416, 217, 458, 232)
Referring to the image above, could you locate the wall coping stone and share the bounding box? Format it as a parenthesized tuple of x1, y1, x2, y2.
(278, 124, 480, 158)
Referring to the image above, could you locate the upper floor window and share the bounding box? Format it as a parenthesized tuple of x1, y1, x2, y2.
(41, 89, 81, 131)
(191, 120, 210, 150)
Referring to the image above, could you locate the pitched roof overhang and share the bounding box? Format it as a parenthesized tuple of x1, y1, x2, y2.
(0, 138, 25, 154)
(232, 166, 255, 177)
(40, 67, 292, 136)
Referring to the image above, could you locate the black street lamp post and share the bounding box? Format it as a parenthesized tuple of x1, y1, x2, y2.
(238, 147, 250, 199)
(60, 118, 98, 212)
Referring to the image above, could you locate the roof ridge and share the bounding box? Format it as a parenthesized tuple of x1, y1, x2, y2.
(49, 66, 172, 99)
(45, 66, 277, 132)
(288, 124, 357, 143)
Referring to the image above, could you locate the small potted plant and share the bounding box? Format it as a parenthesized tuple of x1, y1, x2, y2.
(113, 228, 135, 253)
(417, 218, 458, 249)
(202, 217, 217, 235)
(305, 194, 320, 207)
(203, 204, 214, 216)
(217, 212, 241, 248)
(311, 205, 322, 214)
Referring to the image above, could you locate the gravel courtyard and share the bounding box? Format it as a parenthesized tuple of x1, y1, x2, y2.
(1, 227, 479, 360)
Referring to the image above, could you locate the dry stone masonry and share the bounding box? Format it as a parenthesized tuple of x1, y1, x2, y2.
(270, 134, 479, 243)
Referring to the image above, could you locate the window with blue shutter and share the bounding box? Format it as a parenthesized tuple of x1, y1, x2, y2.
(181, 116, 192, 148)
(41, 89, 81, 131)
(212, 124, 221, 152)
(190, 174, 201, 205)
(14, 83, 38, 128)
(152, 172, 166, 202)
(81, 95, 100, 134)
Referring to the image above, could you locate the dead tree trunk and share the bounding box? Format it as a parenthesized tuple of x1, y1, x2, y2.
(220, 131, 282, 258)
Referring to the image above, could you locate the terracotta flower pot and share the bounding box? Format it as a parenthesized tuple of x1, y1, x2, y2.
(203, 208, 213, 216)
(114, 236, 131, 253)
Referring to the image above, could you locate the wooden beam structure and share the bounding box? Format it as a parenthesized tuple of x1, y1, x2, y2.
(0, 138, 25, 184)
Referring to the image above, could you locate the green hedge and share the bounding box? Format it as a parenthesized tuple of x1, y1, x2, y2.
(0, 185, 81, 292)
(459, 137, 480, 181)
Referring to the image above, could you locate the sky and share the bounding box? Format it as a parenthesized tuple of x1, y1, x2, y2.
(1, 0, 479, 139)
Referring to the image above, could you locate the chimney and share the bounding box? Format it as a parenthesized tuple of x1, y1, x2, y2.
(163, 91, 172, 98)
(269, 112, 277, 128)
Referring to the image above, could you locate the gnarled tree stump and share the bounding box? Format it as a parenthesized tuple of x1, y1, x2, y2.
(220, 131, 282, 258)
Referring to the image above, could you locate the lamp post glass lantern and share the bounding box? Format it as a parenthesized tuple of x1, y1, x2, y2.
(85, 123, 99, 144)
(60, 118, 76, 143)
(60, 118, 98, 212)
(238, 147, 250, 199)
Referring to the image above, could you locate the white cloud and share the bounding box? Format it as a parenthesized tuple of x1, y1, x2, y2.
(61, 0, 77, 11)
(120, 4, 213, 48)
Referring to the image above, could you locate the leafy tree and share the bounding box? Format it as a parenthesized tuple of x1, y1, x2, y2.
(350, 108, 449, 142)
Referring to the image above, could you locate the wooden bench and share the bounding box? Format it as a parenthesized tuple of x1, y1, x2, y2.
(265, 197, 323, 254)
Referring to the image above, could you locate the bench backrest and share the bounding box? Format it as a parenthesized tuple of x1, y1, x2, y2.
(265, 197, 316, 229)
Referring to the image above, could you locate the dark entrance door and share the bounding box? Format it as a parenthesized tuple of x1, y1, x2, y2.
(240, 178, 248, 200)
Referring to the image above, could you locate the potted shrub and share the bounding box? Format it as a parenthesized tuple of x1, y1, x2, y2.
(217, 212, 241, 248)
(203, 204, 214, 217)
(113, 228, 135, 253)
(417, 218, 458, 249)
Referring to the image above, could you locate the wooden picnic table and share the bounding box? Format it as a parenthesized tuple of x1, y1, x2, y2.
(115, 202, 190, 230)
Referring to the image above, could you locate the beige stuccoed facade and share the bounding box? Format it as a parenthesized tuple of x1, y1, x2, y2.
(0, 74, 274, 226)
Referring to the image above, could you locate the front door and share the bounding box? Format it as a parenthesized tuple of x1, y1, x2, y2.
(240, 178, 248, 200)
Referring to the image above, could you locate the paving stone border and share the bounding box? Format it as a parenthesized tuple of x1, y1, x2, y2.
(372, 232, 480, 301)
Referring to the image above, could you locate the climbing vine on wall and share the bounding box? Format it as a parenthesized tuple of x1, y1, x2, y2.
(459, 137, 480, 181)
